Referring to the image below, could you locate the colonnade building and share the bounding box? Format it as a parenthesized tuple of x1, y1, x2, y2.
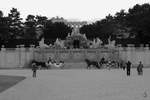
(51, 16, 88, 28)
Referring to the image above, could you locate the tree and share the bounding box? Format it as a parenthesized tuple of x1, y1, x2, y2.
(0, 10, 3, 17)
(24, 14, 37, 39)
(98, 14, 116, 40)
(44, 20, 72, 40)
(35, 15, 48, 39)
(8, 8, 23, 39)
(80, 23, 97, 39)
(0, 11, 10, 47)
(80, 14, 116, 43)
(36, 15, 48, 25)
(114, 9, 127, 25)
(112, 10, 132, 39)
(126, 3, 150, 43)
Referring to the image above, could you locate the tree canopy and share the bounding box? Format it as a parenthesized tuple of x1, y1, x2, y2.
(44, 20, 72, 39)
(1, 3, 150, 47)
(80, 3, 150, 44)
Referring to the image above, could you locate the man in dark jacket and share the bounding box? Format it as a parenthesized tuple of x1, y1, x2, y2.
(126, 61, 132, 76)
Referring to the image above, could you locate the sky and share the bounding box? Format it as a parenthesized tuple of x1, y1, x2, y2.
(0, 0, 150, 21)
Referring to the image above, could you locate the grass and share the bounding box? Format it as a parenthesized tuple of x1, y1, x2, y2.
(0, 75, 26, 93)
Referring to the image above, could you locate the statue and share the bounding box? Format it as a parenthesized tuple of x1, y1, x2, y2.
(71, 27, 80, 36)
(55, 38, 59, 45)
(108, 36, 111, 45)
(110, 40, 116, 47)
(35, 24, 44, 39)
(105, 36, 116, 48)
(67, 33, 71, 37)
(83, 34, 87, 39)
(49, 44, 52, 47)
(38, 38, 49, 48)
(96, 37, 102, 45)
(90, 37, 103, 48)
(54, 38, 65, 48)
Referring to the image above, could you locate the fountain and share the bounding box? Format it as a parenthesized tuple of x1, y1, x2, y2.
(65, 27, 88, 49)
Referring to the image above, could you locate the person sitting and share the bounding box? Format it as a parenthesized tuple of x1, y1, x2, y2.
(48, 57, 52, 62)
(46, 60, 52, 69)
(46, 59, 64, 69)
(46, 58, 55, 69)
(53, 61, 64, 69)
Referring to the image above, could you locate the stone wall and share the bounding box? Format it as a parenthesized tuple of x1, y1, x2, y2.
(118, 44, 150, 67)
(0, 45, 150, 68)
(0, 46, 34, 68)
(33, 48, 119, 63)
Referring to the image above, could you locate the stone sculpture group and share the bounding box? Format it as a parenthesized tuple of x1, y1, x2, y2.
(38, 27, 116, 49)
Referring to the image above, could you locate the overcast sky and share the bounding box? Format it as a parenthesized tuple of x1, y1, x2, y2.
(0, 0, 150, 21)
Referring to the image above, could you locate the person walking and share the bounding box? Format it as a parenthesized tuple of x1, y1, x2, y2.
(137, 61, 143, 75)
(126, 61, 132, 76)
(32, 62, 38, 78)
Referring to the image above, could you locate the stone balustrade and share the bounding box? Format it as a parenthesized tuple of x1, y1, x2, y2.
(0, 44, 150, 68)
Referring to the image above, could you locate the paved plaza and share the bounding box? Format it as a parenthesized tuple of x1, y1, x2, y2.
(0, 68, 150, 100)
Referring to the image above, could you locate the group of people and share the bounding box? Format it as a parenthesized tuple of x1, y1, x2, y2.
(31, 57, 144, 78)
(46, 57, 64, 69)
(99, 57, 118, 69)
(121, 60, 144, 76)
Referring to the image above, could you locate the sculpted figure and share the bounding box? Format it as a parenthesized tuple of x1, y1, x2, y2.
(105, 36, 116, 48)
(39, 38, 49, 48)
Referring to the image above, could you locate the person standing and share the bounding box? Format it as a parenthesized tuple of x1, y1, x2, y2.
(32, 62, 38, 78)
(126, 61, 132, 76)
(122, 61, 126, 70)
(46, 57, 52, 69)
(137, 61, 143, 75)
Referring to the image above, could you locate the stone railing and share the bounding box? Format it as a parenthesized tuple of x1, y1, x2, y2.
(0, 44, 150, 68)
(0, 45, 35, 68)
(33, 47, 119, 63)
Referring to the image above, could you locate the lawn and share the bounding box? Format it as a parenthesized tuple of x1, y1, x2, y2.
(0, 75, 26, 93)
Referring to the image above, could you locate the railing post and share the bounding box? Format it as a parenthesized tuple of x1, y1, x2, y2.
(1, 45, 6, 68)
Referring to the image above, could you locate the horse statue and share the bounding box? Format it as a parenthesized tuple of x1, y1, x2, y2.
(85, 59, 101, 69)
